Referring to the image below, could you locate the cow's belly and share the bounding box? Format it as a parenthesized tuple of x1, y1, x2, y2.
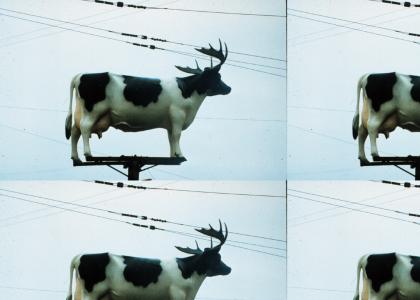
(109, 102, 170, 131)
(397, 110, 420, 132)
(108, 286, 169, 300)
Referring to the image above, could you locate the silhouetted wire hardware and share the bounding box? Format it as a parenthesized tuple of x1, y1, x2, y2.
(378, 180, 420, 188)
(368, 0, 420, 7)
(0, 192, 283, 258)
(0, 7, 286, 68)
(81, 0, 286, 17)
(93, 180, 286, 198)
(288, 8, 420, 38)
(0, 187, 285, 243)
(0, 12, 283, 77)
(288, 13, 420, 45)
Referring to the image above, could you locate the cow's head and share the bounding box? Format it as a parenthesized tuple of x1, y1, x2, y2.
(176, 220, 231, 277)
(176, 40, 231, 97)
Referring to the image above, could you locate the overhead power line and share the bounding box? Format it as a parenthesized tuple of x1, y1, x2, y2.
(289, 188, 419, 219)
(288, 193, 420, 227)
(0, 7, 286, 69)
(0, 12, 283, 77)
(289, 8, 420, 38)
(0, 192, 284, 258)
(92, 180, 286, 198)
(288, 12, 419, 45)
(81, 0, 286, 18)
(369, 0, 420, 7)
(0, 187, 285, 243)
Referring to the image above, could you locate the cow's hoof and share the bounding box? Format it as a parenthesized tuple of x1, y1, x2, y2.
(358, 157, 369, 164)
(72, 157, 82, 164)
(84, 154, 92, 159)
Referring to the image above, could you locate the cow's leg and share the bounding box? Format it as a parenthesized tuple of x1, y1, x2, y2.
(168, 108, 186, 157)
(80, 115, 98, 158)
(367, 115, 384, 158)
(74, 278, 83, 300)
(358, 124, 368, 162)
(167, 127, 183, 157)
(71, 125, 82, 162)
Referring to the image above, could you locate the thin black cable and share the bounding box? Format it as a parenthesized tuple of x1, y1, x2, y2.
(393, 164, 415, 177)
(368, 0, 420, 7)
(289, 9, 420, 47)
(289, 188, 415, 216)
(0, 187, 286, 243)
(0, 7, 286, 70)
(288, 8, 406, 41)
(92, 180, 286, 198)
(288, 13, 419, 45)
(288, 188, 405, 221)
(81, 0, 286, 18)
(288, 193, 420, 226)
(290, 188, 420, 227)
(0, 12, 283, 77)
(0, 193, 283, 258)
(288, 8, 420, 38)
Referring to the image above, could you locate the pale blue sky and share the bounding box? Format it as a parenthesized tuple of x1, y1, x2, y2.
(0, 0, 286, 180)
(0, 180, 286, 300)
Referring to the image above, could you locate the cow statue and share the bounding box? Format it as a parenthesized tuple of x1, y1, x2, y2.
(65, 40, 231, 162)
(353, 72, 420, 162)
(353, 252, 420, 300)
(66, 221, 230, 300)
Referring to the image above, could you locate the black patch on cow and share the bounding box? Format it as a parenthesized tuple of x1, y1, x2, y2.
(78, 73, 110, 112)
(122, 76, 162, 107)
(78, 253, 110, 292)
(410, 76, 420, 102)
(176, 255, 207, 279)
(410, 256, 420, 283)
(122, 256, 162, 287)
(365, 253, 397, 293)
(176, 75, 208, 99)
(365, 72, 397, 112)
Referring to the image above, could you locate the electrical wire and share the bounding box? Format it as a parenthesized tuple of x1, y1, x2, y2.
(288, 13, 419, 45)
(0, 7, 286, 70)
(0, 187, 286, 243)
(0, 192, 284, 258)
(80, 0, 286, 18)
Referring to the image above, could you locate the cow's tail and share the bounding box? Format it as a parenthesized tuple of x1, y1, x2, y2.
(66, 255, 78, 300)
(65, 75, 77, 140)
(353, 256, 364, 300)
(352, 76, 364, 140)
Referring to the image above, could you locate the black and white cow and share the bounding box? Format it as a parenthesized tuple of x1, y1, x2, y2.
(352, 72, 420, 161)
(353, 253, 420, 300)
(65, 41, 231, 161)
(66, 222, 230, 300)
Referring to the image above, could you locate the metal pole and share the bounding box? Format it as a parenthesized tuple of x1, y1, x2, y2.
(127, 162, 141, 180)
(416, 164, 420, 181)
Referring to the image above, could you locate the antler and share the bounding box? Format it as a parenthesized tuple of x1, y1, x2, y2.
(175, 60, 203, 75)
(175, 240, 203, 255)
(175, 220, 228, 256)
(195, 39, 228, 70)
(196, 220, 228, 252)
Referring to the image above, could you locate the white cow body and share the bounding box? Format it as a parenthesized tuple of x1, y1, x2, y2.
(354, 253, 420, 300)
(66, 41, 231, 161)
(67, 254, 205, 300)
(353, 72, 420, 161)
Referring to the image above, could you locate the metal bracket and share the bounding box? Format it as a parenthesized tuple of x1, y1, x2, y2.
(73, 155, 186, 180)
(360, 155, 420, 180)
